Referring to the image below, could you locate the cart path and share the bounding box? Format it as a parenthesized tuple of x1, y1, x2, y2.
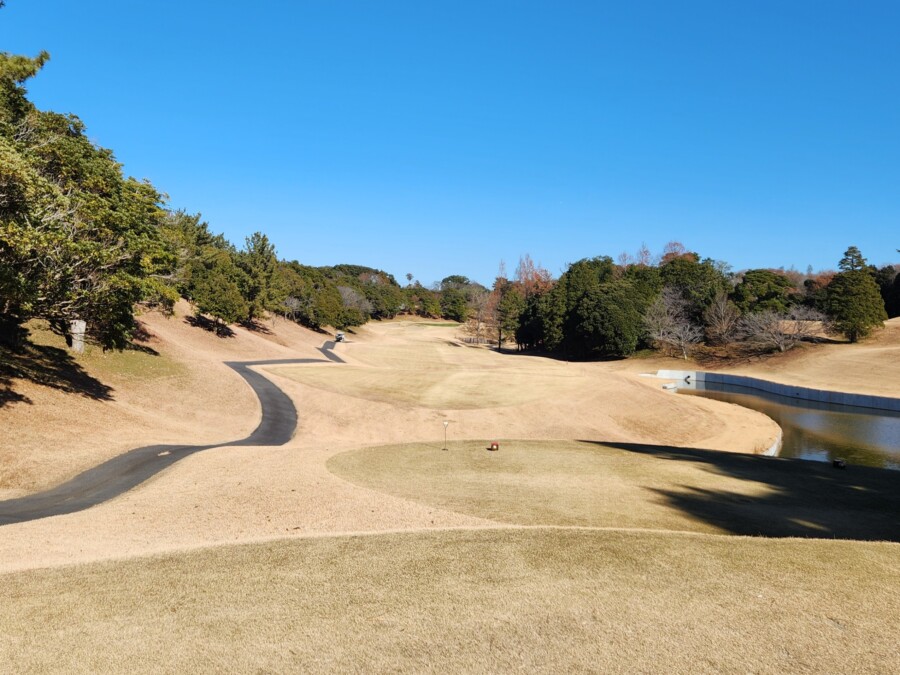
(0, 353, 341, 526)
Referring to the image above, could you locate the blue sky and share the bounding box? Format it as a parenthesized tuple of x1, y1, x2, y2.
(2, 1, 898, 285)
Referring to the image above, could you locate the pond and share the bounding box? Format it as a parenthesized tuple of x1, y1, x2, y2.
(680, 382, 900, 471)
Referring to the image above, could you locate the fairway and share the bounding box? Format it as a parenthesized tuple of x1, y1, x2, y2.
(271, 363, 587, 409)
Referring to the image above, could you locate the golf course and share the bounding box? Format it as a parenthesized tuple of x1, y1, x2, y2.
(1, 306, 898, 672)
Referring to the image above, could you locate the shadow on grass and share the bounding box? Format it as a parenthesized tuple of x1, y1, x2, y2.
(594, 441, 900, 542)
(239, 318, 273, 335)
(125, 322, 160, 356)
(0, 341, 114, 409)
(499, 348, 627, 363)
(184, 315, 235, 338)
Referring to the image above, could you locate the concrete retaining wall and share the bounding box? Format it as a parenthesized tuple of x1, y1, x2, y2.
(655, 370, 900, 413)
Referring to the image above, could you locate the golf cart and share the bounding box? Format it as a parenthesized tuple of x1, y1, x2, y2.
(335, 332, 345, 343)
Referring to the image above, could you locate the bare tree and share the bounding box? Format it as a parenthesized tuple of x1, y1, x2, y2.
(464, 287, 492, 342)
(644, 287, 703, 359)
(703, 291, 741, 345)
(738, 306, 826, 352)
(635, 243, 652, 267)
(337, 286, 372, 315)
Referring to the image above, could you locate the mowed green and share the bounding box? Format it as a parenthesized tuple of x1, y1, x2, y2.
(2, 529, 898, 674)
(328, 440, 900, 541)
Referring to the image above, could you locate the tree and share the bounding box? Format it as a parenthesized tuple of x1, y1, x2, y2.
(542, 256, 615, 356)
(659, 253, 730, 321)
(731, 269, 796, 314)
(873, 264, 899, 319)
(703, 291, 741, 345)
(644, 287, 703, 359)
(838, 245, 867, 272)
(278, 261, 343, 329)
(237, 232, 284, 322)
(191, 266, 247, 333)
(440, 287, 468, 322)
(495, 282, 524, 350)
(574, 279, 648, 357)
(738, 306, 825, 353)
(0, 34, 176, 350)
(826, 269, 886, 342)
(515, 254, 553, 297)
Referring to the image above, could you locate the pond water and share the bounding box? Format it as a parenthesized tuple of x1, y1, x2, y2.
(680, 382, 900, 471)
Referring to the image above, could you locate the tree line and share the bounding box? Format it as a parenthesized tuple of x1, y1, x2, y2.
(468, 243, 897, 360)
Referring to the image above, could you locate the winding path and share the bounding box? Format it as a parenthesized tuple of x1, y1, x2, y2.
(0, 353, 340, 526)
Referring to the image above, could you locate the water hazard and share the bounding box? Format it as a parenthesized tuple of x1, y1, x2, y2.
(680, 382, 900, 471)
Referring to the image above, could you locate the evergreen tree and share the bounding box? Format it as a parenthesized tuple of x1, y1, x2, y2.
(0, 40, 173, 349)
(495, 282, 525, 350)
(838, 245, 867, 272)
(827, 249, 887, 342)
(575, 279, 647, 357)
(732, 269, 795, 314)
(237, 232, 284, 323)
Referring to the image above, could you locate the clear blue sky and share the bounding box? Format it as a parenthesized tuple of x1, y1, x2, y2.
(3, 0, 898, 285)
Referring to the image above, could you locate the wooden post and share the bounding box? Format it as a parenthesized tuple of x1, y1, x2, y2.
(70, 319, 86, 354)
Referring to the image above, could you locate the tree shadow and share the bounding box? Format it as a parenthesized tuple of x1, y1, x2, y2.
(239, 318, 273, 335)
(184, 315, 235, 338)
(0, 341, 114, 409)
(590, 441, 900, 542)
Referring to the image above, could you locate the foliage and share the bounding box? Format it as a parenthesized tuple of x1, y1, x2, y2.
(659, 254, 730, 321)
(826, 268, 886, 342)
(439, 287, 469, 322)
(0, 47, 174, 350)
(838, 246, 867, 272)
(731, 269, 796, 314)
(574, 279, 647, 357)
(873, 264, 899, 319)
(495, 281, 525, 349)
(191, 266, 247, 329)
(237, 232, 285, 322)
(279, 261, 343, 329)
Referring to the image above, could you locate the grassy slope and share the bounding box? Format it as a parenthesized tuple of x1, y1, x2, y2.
(2, 529, 897, 673)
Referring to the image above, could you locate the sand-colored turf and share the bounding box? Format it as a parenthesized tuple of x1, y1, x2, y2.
(328, 440, 900, 540)
(2, 315, 899, 672)
(707, 317, 900, 396)
(2, 529, 898, 674)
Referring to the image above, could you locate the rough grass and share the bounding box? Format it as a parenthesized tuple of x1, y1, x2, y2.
(1, 529, 897, 674)
(327, 440, 900, 541)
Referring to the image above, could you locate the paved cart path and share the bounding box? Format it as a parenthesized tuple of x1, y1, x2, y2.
(0, 354, 339, 526)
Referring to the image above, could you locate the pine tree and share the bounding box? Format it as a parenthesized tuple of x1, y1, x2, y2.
(826, 263, 886, 342)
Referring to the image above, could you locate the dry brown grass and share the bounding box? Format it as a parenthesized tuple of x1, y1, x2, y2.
(3, 316, 899, 672)
(328, 440, 900, 541)
(2, 529, 897, 674)
(272, 364, 587, 409)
